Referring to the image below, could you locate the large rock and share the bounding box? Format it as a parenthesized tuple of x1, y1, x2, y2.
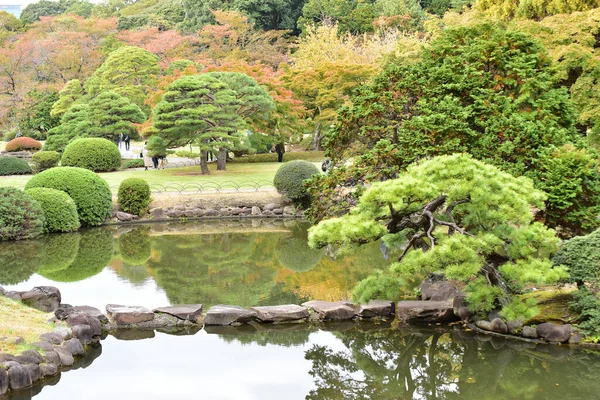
(39, 332, 63, 345)
(507, 319, 523, 335)
(64, 338, 84, 356)
(357, 300, 395, 318)
(106, 304, 154, 325)
(203, 305, 257, 326)
(522, 326, 539, 339)
(116, 212, 134, 222)
(31, 342, 54, 352)
(20, 286, 61, 312)
(22, 364, 41, 383)
(249, 305, 308, 323)
(537, 323, 573, 343)
(397, 300, 458, 323)
(52, 346, 74, 367)
(283, 206, 296, 215)
(6, 363, 32, 390)
(71, 324, 95, 345)
(4, 291, 24, 301)
(154, 305, 203, 323)
(39, 363, 58, 377)
(151, 208, 167, 219)
(419, 279, 462, 302)
(0, 285, 5, 296)
(264, 203, 278, 211)
(56, 305, 107, 323)
(251, 206, 262, 216)
(475, 320, 493, 331)
(53, 327, 72, 341)
(0, 367, 7, 396)
(16, 350, 43, 365)
(302, 301, 357, 321)
(490, 318, 508, 334)
(66, 312, 102, 336)
(42, 351, 61, 367)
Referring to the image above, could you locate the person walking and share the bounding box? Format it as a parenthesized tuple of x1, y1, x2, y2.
(142, 142, 153, 170)
(118, 132, 123, 149)
(275, 142, 285, 162)
(124, 134, 130, 151)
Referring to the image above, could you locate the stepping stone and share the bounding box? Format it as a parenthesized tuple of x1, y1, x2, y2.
(358, 300, 395, 318)
(106, 304, 154, 325)
(154, 305, 203, 323)
(249, 305, 308, 323)
(203, 305, 257, 326)
(397, 300, 458, 323)
(302, 301, 357, 321)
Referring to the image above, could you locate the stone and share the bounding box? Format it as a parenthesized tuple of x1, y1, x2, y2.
(204, 208, 218, 216)
(569, 332, 582, 345)
(272, 208, 284, 215)
(262, 210, 273, 216)
(174, 205, 186, 211)
(39, 363, 58, 377)
(116, 211, 134, 222)
(203, 305, 257, 326)
(7, 363, 32, 390)
(52, 346, 74, 366)
(54, 304, 74, 320)
(507, 319, 524, 335)
(230, 208, 243, 215)
(537, 323, 573, 343)
(154, 305, 203, 323)
(0, 286, 4, 296)
(183, 209, 197, 217)
(240, 208, 252, 214)
(39, 332, 63, 345)
(42, 351, 61, 367)
(10, 337, 24, 345)
(66, 312, 102, 337)
(397, 300, 458, 323)
(71, 324, 95, 345)
(419, 279, 462, 302)
(106, 304, 154, 325)
(64, 338, 84, 356)
(490, 318, 508, 334)
(457, 307, 471, 321)
(522, 326, 539, 339)
(0, 354, 17, 363)
(475, 320, 493, 331)
(264, 203, 278, 211)
(167, 210, 183, 218)
(249, 305, 309, 323)
(22, 364, 41, 383)
(251, 206, 262, 216)
(16, 350, 42, 365)
(53, 326, 72, 341)
(357, 300, 395, 318)
(20, 286, 61, 312)
(30, 342, 53, 352)
(283, 206, 296, 215)
(72, 306, 107, 323)
(302, 301, 357, 321)
(111, 329, 156, 341)
(151, 208, 167, 219)
(0, 367, 7, 396)
(4, 291, 23, 301)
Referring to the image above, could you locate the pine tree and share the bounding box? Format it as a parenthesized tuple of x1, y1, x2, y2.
(50, 79, 83, 119)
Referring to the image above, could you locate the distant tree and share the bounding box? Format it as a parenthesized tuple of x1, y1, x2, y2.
(21, 0, 64, 24)
(0, 11, 23, 31)
(85, 91, 146, 141)
(17, 89, 61, 139)
(233, 0, 307, 32)
(51, 79, 84, 118)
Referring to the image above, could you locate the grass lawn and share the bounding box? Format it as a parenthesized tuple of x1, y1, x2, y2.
(0, 297, 54, 355)
(0, 162, 286, 191)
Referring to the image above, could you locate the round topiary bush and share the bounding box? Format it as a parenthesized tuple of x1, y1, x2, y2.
(273, 160, 320, 205)
(24, 167, 112, 226)
(61, 138, 121, 172)
(0, 157, 32, 176)
(25, 187, 80, 233)
(31, 151, 60, 172)
(122, 159, 144, 169)
(118, 178, 151, 216)
(0, 187, 45, 241)
(553, 229, 600, 286)
(5, 137, 42, 152)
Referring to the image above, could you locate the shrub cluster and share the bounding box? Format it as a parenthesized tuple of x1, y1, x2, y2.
(0, 157, 32, 175)
(25, 187, 80, 233)
(0, 187, 45, 241)
(118, 178, 151, 216)
(231, 151, 325, 163)
(2, 131, 17, 142)
(61, 138, 121, 172)
(31, 151, 60, 172)
(5, 137, 42, 152)
(25, 167, 113, 226)
(274, 160, 320, 205)
(553, 229, 600, 286)
(43, 134, 71, 153)
(122, 159, 144, 169)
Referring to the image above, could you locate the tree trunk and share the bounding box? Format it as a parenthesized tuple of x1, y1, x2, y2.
(313, 124, 322, 151)
(200, 150, 209, 175)
(217, 147, 227, 171)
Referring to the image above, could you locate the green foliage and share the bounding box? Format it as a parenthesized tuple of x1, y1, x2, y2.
(0, 157, 32, 176)
(570, 288, 600, 339)
(25, 166, 112, 226)
(248, 132, 277, 153)
(20, 0, 65, 24)
(146, 135, 167, 158)
(174, 150, 200, 159)
(0, 240, 43, 284)
(2, 131, 17, 142)
(31, 151, 61, 173)
(61, 138, 122, 172)
(276, 229, 325, 272)
(118, 227, 152, 265)
(25, 187, 80, 233)
(117, 177, 151, 216)
(38, 233, 80, 275)
(18, 89, 61, 140)
(50, 79, 83, 119)
(5, 137, 42, 152)
(0, 187, 44, 241)
(43, 134, 72, 154)
(553, 229, 600, 286)
(232, 151, 325, 163)
(273, 160, 320, 204)
(122, 158, 144, 169)
(309, 154, 567, 313)
(85, 91, 146, 141)
(165, 60, 203, 75)
(46, 103, 90, 152)
(499, 296, 539, 322)
(475, 0, 600, 20)
(118, 0, 185, 30)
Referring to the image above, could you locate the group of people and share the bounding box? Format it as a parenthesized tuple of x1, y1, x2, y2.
(141, 141, 167, 170)
(118, 133, 131, 151)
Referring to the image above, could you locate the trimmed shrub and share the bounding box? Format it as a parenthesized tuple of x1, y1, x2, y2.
(274, 160, 321, 205)
(43, 134, 72, 153)
(61, 138, 121, 172)
(25, 188, 80, 233)
(2, 130, 17, 142)
(0, 157, 32, 175)
(122, 159, 144, 169)
(31, 151, 60, 172)
(25, 167, 112, 226)
(553, 229, 600, 286)
(0, 187, 45, 241)
(118, 178, 151, 216)
(232, 151, 325, 163)
(5, 137, 42, 152)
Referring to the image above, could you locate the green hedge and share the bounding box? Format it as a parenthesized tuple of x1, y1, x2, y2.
(0, 157, 32, 175)
(25, 167, 112, 226)
(31, 151, 60, 172)
(273, 160, 321, 203)
(231, 151, 326, 163)
(43, 134, 71, 153)
(118, 178, 151, 216)
(553, 229, 600, 285)
(0, 187, 45, 241)
(25, 187, 80, 233)
(122, 159, 144, 169)
(61, 138, 121, 172)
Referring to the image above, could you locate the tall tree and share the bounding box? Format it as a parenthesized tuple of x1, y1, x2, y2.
(50, 79, 83, 118)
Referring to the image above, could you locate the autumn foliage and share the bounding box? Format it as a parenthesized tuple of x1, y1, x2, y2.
(5, 136, 42, 152)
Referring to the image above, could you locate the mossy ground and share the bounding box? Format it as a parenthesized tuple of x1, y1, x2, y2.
(0, 297, 54, 355)
(520, 286, 578, 325)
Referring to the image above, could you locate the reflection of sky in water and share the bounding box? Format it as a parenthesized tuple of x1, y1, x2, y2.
(3, 269, 170, 311)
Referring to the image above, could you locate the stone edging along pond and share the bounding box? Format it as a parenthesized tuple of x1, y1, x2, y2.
(1, 283, 596, 397)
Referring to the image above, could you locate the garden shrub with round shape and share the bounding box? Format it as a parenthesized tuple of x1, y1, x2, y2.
(61, 138, 121, 172)
(0, 157, 32, 175)
(274, 160, 320, 205)
(5, 137, 42, 152)
(0, 187, 44, 241)
(25, 187, 80, 233)
(31, 151, 60, 172)
(122, 159, 144, 169)
(118, 178, 151, 216)
(553, 228, 600, 286)
(25, 167, 112, 226)
(118, 227, 152, 265)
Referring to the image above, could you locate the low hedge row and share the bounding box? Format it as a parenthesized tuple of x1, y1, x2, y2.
(231, 151, 325, 163)
(0, 157, 32, 175)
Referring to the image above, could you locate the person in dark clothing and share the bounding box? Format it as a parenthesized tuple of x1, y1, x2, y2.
(124, 134, 130, 151)
(275, 142, 285, 162)
(152, 156, 159, 169)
